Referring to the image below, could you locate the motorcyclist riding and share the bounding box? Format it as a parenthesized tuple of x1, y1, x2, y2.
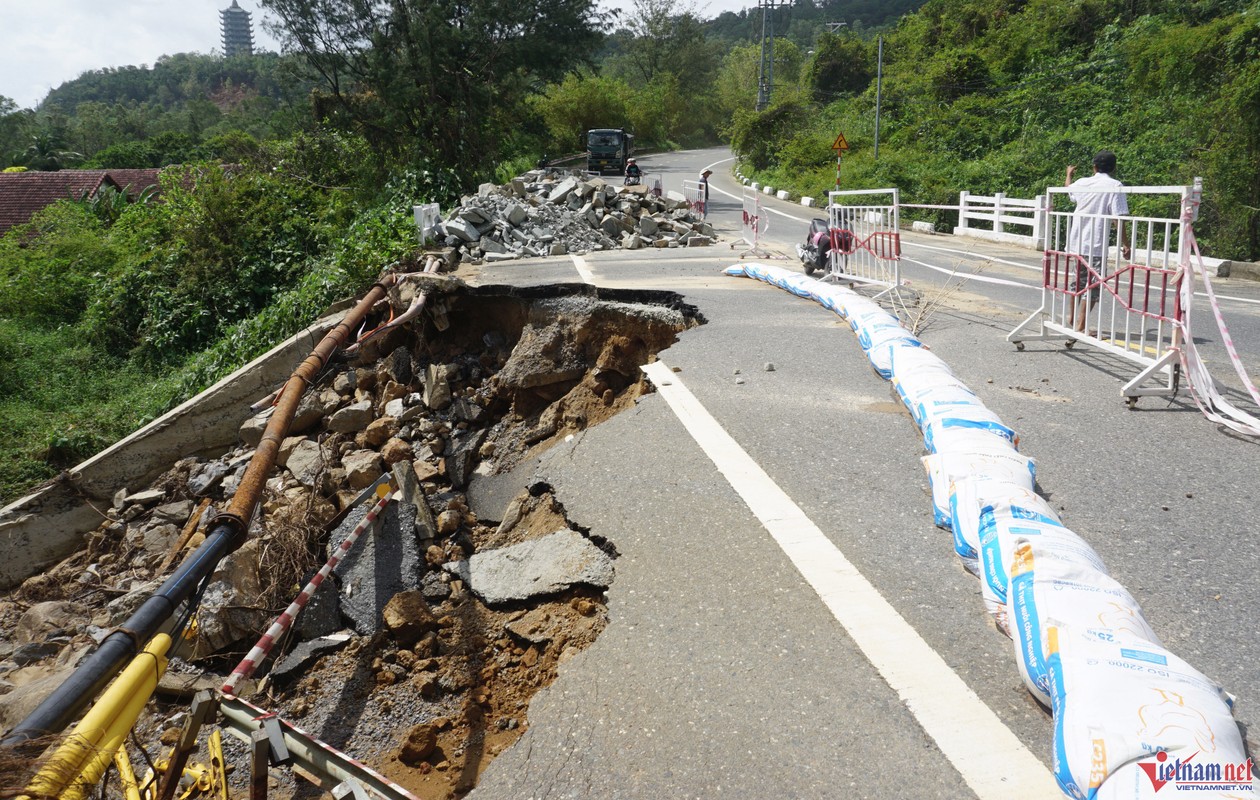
(624, 158, 642, 186)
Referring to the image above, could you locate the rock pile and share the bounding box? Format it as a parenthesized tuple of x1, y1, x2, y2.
(435, 170, 717, 262)
(0, 285, 699, 795)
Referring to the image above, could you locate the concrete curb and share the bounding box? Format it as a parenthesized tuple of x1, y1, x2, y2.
(1216, 259, 1260, 281)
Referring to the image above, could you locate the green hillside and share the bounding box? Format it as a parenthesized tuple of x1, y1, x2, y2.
(733, 0, 1260, 260)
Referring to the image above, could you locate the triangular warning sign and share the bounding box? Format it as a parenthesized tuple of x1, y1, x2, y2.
(831, 133, 850, 151)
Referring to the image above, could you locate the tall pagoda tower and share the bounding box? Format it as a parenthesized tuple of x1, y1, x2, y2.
(221, 1, 255, 57)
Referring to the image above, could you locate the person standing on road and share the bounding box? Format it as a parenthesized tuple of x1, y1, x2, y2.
(1065, 150, 1130, 334)
(698, 168, 712, 218)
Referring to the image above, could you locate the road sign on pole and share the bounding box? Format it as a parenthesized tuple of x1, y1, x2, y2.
(832, 132, 848, 190)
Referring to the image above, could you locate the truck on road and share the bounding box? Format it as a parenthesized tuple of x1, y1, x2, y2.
(586, 128, 634, 175)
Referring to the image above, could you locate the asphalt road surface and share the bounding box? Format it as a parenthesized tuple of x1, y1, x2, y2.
(461, 148, 1260, 799)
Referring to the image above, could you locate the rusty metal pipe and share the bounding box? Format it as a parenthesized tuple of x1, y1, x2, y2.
(1, 275, 397, 748)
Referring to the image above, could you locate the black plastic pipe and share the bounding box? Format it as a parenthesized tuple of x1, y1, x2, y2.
(0, 520, 245, 747)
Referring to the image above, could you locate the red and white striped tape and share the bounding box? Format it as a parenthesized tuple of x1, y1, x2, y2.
(1177, 195, 1260, 436)
(221, 486, 396, 695)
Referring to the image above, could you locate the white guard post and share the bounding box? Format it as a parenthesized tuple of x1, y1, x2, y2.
(826, 188, 902, 299)
(1008, 180, 1200, 406)
(731, 185, 771, 258)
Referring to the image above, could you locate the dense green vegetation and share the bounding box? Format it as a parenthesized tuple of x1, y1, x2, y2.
(0, 137, 421, 499)
(4, 0, 1260, 504)
(734, 0, 1260, 260)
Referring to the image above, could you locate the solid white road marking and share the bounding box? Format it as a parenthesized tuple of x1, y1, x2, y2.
(640, 360, 1061, 800)
(901, 256, 1041, 290)
(571, 254, 595, 284)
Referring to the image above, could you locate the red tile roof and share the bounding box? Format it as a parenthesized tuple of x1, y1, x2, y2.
(106, 168, 164, 199)
(0, 170, 121, 236)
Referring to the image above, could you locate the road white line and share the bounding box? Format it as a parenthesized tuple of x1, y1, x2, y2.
(901, 257, 1041, 290)
(571, 254, 595, 284)
(900, 240, 1042, 273)
(640, 360, 1061, 800)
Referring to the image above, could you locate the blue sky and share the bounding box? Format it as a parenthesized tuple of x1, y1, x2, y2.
(1, 0, 757, 110)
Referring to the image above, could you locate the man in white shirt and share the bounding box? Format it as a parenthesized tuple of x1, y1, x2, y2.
(1065, 150, 1130, 333)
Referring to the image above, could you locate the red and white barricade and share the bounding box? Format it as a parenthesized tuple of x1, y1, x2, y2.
(826, 188, 902, 296)
(728, 185, 768, 257)
(683, 179, 707, 218)
(1008, 181, 1199, 404)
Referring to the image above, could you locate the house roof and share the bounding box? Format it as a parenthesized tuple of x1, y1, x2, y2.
(0, 170, 121, 236)
(105, 168, 163, 198)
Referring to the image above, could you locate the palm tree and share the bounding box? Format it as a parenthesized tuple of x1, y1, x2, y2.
(21, 133, 84, 171)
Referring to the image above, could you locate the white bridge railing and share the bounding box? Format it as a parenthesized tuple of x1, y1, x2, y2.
(953, 191, 1045, 249)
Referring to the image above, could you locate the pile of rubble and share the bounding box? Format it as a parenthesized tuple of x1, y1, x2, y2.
(435, 170, 717, 262)
(0, 286, 700, 798)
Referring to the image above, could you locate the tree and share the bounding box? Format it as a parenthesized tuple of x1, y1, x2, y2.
(0, 97, 32, 170)
(621, 0, 708, 85)
(531, 74, 631, 151)
(807, 32, 874, 103)
(20, 132, 84, 171)
(260, 0, 609, 182)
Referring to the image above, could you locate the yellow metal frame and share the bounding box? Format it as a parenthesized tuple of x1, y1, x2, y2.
(23, 634, 170, 800)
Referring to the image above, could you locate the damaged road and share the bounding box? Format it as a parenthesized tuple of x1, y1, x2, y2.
(3, 148, 1258, 800)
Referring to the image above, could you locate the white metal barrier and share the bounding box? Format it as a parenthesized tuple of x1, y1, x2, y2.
(954, 191, 1045, 249)
(683, 179, 707, 218)
(731, 185, 769, 257)
(1008, 180, 1200, 405)
(826, 188, 902, 296)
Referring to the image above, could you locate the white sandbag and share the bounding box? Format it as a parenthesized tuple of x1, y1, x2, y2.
(808, 283, 861, 318)
(893, 371, 972, 424)
(927, 424, 1021, 456)
(950, 477, 1055, 566)
(922, 450, 1035, 530)
(890, 342, 955, 380)
(1046, 625, 1248, 799)
(915, 390, 996, 432)
(867, 339, 926, 380)
(857, 321, 917, 352)
(1009, 542, 1160, 707)
(978, 504, 1104, 633)
(848, 307, 900, 334)
(838, 295, 884, 319)
(923, 414, 1019, 453)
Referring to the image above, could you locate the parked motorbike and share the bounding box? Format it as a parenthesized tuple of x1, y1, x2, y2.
(796, 220, 856, 277)
(623, 171, 643, 186)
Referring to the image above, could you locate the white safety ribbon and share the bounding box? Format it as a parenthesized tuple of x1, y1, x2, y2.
(1177, 197, 1260, 436)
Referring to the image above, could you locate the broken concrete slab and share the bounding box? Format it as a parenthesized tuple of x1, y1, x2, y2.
(444, 528, 613, 605)
(270, 632, 352, 683)
(442, 217, 482, 242)
(332, 500, 422, 636)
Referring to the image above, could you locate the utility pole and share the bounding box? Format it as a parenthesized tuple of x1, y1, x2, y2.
(755, 0, 778, 111)
(874, 34, 884, 160)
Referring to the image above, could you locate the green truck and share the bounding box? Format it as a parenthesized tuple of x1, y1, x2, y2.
(586, 128, 635, 175)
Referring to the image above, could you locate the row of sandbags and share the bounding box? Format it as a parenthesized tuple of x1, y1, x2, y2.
(724, 263, 1251, 799)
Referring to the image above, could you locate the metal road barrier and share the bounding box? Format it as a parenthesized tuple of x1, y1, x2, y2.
(826, 188, 902, 298)
(1008, 181, 1200, 406)
(682, 179, 706, 218)
(731, 185, 769, 257)
(220, 695, 419, 800)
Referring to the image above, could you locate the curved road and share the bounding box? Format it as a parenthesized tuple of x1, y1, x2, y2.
(463, 147, 1260, 799)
